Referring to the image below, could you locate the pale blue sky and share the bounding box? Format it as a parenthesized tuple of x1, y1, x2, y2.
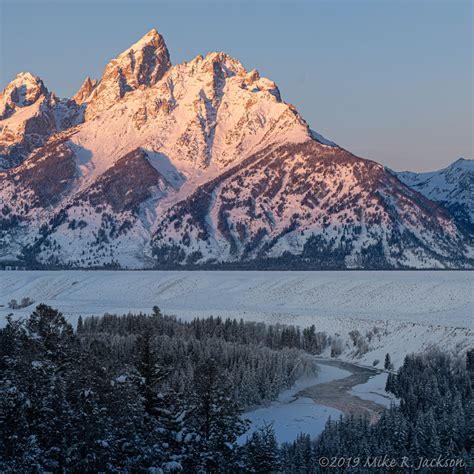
(1, 0, 472, 171)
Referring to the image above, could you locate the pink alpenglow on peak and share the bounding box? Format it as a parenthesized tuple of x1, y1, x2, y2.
(84, 29, 171, 119)
(0, 28, 472, 269)
(0, 72, 82, 169)
(73, 77, 98, 105)
(0, 72, 49, 120)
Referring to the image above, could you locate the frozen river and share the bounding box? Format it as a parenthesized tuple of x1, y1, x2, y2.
(238, 363, 347, 444)
(239, 359, 396, 444)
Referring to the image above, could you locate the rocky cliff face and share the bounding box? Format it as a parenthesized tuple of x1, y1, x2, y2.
(72, 77, 98, 105)
(0, 72, 49, 120)
(0, 29, 472, 269)
(83, 28, 171, 120)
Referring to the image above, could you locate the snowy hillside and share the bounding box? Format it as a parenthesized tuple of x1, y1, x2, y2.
(0, 29, 472, 269)
(1, 270, 472, 369)
(151, 141, 469, 269)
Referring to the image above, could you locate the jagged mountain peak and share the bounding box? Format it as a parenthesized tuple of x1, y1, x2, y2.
(174, 51, 247, 82)
(118, 28, 167, 59)
(5, 71, 46, 91)
(66, 36, 312, 179)
(0, 72, 49, 119)
(0, 29, 472, 269)
(171, 51, 282, 106)
(200, 51, 243, 68)
(189, 53, 277, 89)
(73, 77, 98, 105)
(0, 71, 84, 170)
(84, 28, 171, 119)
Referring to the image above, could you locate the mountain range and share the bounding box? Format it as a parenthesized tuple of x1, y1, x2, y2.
(0, 29, 472, 269)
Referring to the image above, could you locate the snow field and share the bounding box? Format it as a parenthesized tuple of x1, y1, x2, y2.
(1, 270, 472, 369)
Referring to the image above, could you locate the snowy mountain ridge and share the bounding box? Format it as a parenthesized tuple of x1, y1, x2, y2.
(0, 29, 472, 269)
(393, 158, 473, 231)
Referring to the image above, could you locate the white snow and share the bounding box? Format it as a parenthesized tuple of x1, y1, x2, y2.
(1, 270, 472, 369)
(395, 158, 474, 223)
(1, 270, 470, 324)
(350, 373, 398, 408)
(0, 269, 467, 444)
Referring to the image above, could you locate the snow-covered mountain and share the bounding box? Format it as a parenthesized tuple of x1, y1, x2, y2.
(394, 158, 473, 231)
(0, 29, 472, 269)
(0, 72, 82, 169)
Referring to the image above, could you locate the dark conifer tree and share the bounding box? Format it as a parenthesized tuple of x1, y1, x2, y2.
(134, 328, 169, 417)
(244, 423, 280, 473)
(186, 358, 248, 472)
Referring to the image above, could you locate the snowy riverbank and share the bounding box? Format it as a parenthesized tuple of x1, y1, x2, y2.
(239, 358, 397, 444)
(239, 363, 348, 444)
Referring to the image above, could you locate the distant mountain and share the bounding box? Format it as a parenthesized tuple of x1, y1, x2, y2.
(0, 29, 472, 269)
(394, 158, 473, 232)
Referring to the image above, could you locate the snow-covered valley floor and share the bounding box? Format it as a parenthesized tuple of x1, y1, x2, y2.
(1, 270, 472, 368)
